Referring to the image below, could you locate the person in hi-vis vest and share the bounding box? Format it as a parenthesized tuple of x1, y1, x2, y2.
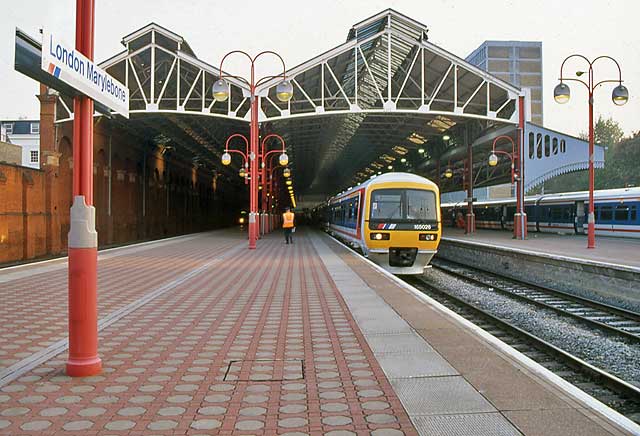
(282, 207, 295, 244)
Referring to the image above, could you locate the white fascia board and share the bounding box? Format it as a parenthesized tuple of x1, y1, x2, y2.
(99, 50, 128, 69)
(351, 8, 428, 34)
(121, 23, 184, 46)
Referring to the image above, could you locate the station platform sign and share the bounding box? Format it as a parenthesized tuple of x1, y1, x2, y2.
(41, 30, 129, 118)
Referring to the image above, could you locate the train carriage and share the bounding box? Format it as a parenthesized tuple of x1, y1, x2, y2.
(442, 187, 640, 238)
(327, 173, 441, 274)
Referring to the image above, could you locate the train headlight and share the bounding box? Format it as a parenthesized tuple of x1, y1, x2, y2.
(370, 232, 390, 241)
(419, 233, 437, 241)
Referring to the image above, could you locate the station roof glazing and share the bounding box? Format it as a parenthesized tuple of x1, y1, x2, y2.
(52, 9, 529, 202)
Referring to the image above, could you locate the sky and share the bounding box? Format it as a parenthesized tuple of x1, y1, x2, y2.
(1, 0, 639, 137)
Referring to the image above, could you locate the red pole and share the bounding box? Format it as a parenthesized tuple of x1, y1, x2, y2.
(587, 90, 595, 248)
(249, 80, 258, 248)
(515, 95, 527, 240)
(67, 0, 101, 377)
(465, 128, 475, 234)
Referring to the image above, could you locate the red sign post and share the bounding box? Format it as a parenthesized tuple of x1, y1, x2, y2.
(66, 0, 101, 377)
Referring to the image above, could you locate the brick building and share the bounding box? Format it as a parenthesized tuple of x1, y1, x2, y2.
(0, 86, 245, 264)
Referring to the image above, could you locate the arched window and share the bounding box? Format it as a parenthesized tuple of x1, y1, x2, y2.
(544, 135, 550, 157)
(560, 139, 566, 153)
(552, 137, 558, 155)
(536, 133, 542, 159)
(529, 132, 535, 159)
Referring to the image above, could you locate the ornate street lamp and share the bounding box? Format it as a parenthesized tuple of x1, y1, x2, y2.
(215, 50, 293, 249)
(488, 135, 525, 239)
(554, 54, 628, 248)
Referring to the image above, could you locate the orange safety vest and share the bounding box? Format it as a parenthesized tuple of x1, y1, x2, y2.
(283, 212, 295, 229)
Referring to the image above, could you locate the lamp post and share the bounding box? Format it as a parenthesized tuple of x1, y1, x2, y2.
(554, 55, 628, 248)
(213, 51, 293, 249)
(488, 135, 526, 239)
(259, 134, 288, 235)
(220, 132, 288, 245)
(264, 163, 291, 228)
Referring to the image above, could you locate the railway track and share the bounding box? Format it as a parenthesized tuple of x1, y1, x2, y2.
(431, 258, 640, 342)
(405, 275, 640, 424)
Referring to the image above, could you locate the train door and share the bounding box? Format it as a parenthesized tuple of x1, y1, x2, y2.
(574, 201, 585, 234)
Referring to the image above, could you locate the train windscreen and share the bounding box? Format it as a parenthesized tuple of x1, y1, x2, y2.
(370, 189, 437, 221)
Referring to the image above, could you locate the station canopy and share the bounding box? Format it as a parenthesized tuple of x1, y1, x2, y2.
(50, 9, 530, 204)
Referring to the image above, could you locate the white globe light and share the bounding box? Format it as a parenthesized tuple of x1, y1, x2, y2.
(276, 80, 293, 102)
(612, 84, 629, 106)
(488, 153, 499, 167)
(212, 79, 229, 102)
(279, 153, 289, 166)
(221, 152, 231, 166)
(554, 83, 570, 104)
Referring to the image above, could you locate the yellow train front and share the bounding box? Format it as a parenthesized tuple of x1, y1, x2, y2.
(328, 172, 441, 275)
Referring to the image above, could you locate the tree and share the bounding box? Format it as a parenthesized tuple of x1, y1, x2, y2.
(579, 116, 625, 149)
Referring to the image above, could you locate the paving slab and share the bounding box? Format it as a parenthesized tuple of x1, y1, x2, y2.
(322, 231, 636, 436)
(0, 230, 417, 435)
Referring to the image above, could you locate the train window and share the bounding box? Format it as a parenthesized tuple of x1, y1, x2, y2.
(536, 134, 542, 159)
(371, 190, 403, 219)
(370, 189, 436, 221)
(631, 206, 637, 221)
(529, 132, 535, 158)
(552, 137, 558, 155)
(406, 190, 437, 220)
(544, 135, 550, 157)
(614, 205, 629, 221)
(560, 139, 566, 153)
(525, 205, 534, 219)
(600, 206, 613, 221)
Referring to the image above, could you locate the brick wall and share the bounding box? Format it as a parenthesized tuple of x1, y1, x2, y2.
(0, 142, 21, 165)
(0, 164, 50, 262)
(0, 89, 244, 265)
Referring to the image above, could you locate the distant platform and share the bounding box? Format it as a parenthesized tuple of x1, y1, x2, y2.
(442, 228, 640, 271)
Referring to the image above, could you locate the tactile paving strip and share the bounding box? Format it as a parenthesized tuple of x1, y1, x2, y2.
(412, 413, 522, 436)
(391, 377, 496, 415)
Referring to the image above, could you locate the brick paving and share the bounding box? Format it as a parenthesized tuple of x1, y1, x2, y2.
(0, 230, 417, 435)
(0, 231, 242, 371)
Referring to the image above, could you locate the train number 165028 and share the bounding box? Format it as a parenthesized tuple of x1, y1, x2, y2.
(413, 224, 432, 230)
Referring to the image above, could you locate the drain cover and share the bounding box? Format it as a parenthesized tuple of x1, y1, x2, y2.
(223, 359, 304, 382)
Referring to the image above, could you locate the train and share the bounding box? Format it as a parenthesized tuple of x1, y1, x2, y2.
(441, 187, 640, 238)
(326, 172, 441, 274)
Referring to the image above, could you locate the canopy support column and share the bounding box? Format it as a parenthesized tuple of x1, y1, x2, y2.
(465, 126, 475, 234)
